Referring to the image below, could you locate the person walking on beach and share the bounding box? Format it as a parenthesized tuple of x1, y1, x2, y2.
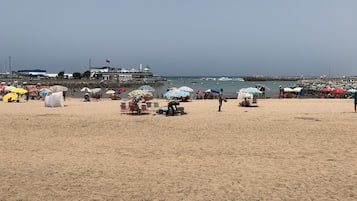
(351, 91, 357, 112)
(218, 88, 225, 112)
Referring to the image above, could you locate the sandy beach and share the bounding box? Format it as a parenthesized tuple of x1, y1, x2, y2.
(1, 97, 356, 200)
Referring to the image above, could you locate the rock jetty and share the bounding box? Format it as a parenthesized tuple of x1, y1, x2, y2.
(294, 77, 357, 98)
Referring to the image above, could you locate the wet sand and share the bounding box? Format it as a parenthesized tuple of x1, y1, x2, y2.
(0, 98, 356, 200)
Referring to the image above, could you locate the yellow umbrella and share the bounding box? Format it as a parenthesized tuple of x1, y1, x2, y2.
(3, 93, 18, 102)
(11, 87, 28, 94)
(106, 90, 115, 94)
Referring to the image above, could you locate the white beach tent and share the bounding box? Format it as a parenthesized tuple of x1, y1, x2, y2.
(45, 92, 64, 107)
(237, 91, 253, 100)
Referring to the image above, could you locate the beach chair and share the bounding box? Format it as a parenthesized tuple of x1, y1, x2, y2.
(120, 102, 127, 113)
(146, 102, 152, 108)
(153, 102, 159, 108)
(176, 107, 185, 115)
(141, 104, 147, 112)
(128, 102, 135, 113)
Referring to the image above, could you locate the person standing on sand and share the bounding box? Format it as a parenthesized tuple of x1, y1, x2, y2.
(218, 88, 225, 112)
(351, 91, 357, 112)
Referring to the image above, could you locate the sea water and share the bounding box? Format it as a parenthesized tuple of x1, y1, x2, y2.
(126, 77, 295, 99)
(156, 77, 295, 98)
(74, 77, 296, 99)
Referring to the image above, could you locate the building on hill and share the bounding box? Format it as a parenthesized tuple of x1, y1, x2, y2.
(89, 64, 162, 82)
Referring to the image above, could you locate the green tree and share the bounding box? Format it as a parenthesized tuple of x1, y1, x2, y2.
(82, 70, 91, 79)
(58, 71, 65, 79)
(72, 72, 82, 79)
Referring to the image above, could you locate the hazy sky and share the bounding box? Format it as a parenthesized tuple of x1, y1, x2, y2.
(1, 0, 357, 76)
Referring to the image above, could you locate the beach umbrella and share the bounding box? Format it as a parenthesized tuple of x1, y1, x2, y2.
(210, 88, 220, 93)
(111, 88, 121, 94)
(347, 89, 357, 93)
(240, 87, 262, 94)
(322, 87, 332, 92)
(11, 87, 28, 94)
(106, 90, 115, 94)
(332, 87, 345, 94)
(118, 88, 126, 93)
(164, 89, 189, 99)
(283, 87, 294, 93)
(4, 86, 15, 92)
(178, 86, 194, 92)
(28, 87, 39, 92)
(92, 88, 101, 93)
(128, 89, 153, 97)
(139, 85, 155, 91)
(49, 85, 68, 92)
(39, 88, 51, 95)
(292, 87, 302, 93)
(81, 87, 92, 93)
(3, 93, 18, 102)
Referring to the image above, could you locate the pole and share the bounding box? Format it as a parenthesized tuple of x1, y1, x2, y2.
(8, 56, 11, 77)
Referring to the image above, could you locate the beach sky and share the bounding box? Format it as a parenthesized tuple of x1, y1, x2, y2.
(1, 0, 357, 76)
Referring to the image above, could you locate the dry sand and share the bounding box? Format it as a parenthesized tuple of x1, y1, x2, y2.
(0, 97, 356, 200)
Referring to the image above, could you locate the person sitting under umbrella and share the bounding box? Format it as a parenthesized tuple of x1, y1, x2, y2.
(132, 96, 143, 113)
(167, 98, 180, 116)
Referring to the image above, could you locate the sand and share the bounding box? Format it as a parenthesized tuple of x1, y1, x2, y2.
(1, 98, 356, 200)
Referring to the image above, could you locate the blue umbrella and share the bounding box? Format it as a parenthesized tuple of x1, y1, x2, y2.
(347, 88, 357, 93)
(240, 87, 262, 94)
(139, 85, 155, 91)
(164, 89, 189, 98)
(39, 88, 51, 95)
(210, 88, 220, 93)
(112, 88, 121, 94)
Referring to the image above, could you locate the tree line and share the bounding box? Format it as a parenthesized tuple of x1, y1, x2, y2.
(57, 70, 92, 79)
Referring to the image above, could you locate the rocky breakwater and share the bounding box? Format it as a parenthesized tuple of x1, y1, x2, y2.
(295, 77, 357, 98)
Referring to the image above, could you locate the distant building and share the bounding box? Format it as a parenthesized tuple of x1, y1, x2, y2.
(89, 64, 162, 82)
(17, 69, 47, 79)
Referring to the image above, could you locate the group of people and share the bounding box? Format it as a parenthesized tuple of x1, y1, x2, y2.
(166, 88, 226, 115)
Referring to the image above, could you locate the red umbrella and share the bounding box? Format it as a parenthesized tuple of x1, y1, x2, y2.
(118, 88, 126, 93)
(332, 87, 345, 94)
(322, 87, 332, 92)
(28, 87, 38, 92)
